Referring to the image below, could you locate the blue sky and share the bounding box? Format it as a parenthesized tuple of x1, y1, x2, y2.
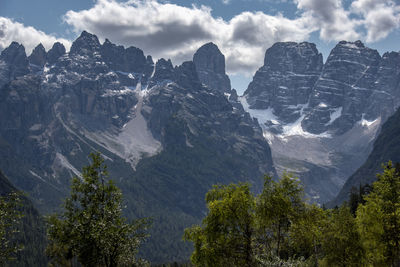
(1, 0, 400, 93)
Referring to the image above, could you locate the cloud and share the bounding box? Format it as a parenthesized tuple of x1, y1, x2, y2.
(0, 17, 71, 55)
(351, 0, 400, 42)
(295, 0, 361, 41)
(2, 0, 400, 76)
(64, 0, 313, 75)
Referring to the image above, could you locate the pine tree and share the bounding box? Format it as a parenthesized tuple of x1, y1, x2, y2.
(0, 192, 23, 265)
(46, 152, 150, 267)
(356, 161, 400, 266)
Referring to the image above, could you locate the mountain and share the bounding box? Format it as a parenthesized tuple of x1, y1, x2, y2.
(0, 170, 47, 266)
(332, 105, 400, 206)
(242, 41, 400, 203)
(0, 32, 275, 262)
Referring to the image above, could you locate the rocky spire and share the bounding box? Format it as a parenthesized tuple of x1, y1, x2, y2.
(0, 41, 29, 79)
(47, 42, 66, 64)
(70, 31, 101, 56)
(28, 43, 47, 67)
(193, 42, 231, 93)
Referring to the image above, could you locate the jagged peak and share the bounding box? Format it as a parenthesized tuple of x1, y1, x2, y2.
(193, 42, 226, 74)
(196, 42, 220, 52)
(70, 31, 101, 55)
(338, 40, 365, 49)
(146, 55, 154, 65)
(174, 61, 202, 89)
(156, 58, 173, 68)
(264, 41, 320, 62)
(0, 41, 27, 63)
(263, 41, 323, 73)
(31, 43, 46, 54)
(28, 43, 47, 67)
(1, 41, 25, 54)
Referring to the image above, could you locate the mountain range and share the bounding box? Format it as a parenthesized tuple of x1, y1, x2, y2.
(243, 41, 400, 203)
(0, 31, 399, 262)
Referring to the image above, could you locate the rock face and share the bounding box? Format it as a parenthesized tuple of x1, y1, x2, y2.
(0, 42, 29, 82)
(28, 43, 47, 68)
(245, 42, 323, 123)
(302, 41, 382, 134)
(47, 42, 66, 64)
(0, 32, 275, 263)
(243, 41, 400, 203)
(193, 42, 231, 93)
(331, 106, 400, 206)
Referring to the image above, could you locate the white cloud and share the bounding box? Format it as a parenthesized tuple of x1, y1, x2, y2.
(0, 17, 71, 55)
(1, 0, 399, 76)
(295, 0, 361, 41)
(351, 0, 400, 42)
(64, 0, 313, 75)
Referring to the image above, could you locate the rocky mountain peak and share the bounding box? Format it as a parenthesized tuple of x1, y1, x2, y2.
(28, 43, 47, 67)
(0, 41, 29, 79)
(1, 42, 28, 64)
(193, 42, 225, 74)
(302, 39, 382, 134)
(338, 40, 365, 49)
(150, 58, 174, 83)
(100, 38, 149, 74)
(47, 42, 66, 64)
(263, 41, 323, 73)
(70, 31, 101, 55)
(244, 41, 322, 122)
(193, 42, 231, 93)
(174, 61, 202, 91)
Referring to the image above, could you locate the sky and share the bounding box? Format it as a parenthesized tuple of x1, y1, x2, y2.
(1, 0, 400, 93)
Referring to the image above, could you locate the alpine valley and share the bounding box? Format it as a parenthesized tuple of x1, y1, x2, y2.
(0, 31, 399, 262)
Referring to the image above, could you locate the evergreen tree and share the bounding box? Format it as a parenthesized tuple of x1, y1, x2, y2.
(0, 192, 23, 265)
(356, 161, 400, 266)
(46, 152, 150, 267)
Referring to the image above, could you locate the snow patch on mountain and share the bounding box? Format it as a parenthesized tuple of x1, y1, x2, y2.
(239, 96, 279, 125)
(325, 107, 342, 126)
(360, 114, 379, 127)
(81, 83, 161, 170)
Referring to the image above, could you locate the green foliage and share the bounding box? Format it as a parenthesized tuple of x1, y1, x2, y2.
(184, 175, 311, 266)
(356, 161, 400, 266)
(348, 184, 371, 216)
(0, 191, 23, 265)
(320, 205, 364, 267)
(184, 183, 255, 267)
(289, 204, 325, 264)
(47, 152, 150, 267)
(0, 170, 47, 267)
(255, 174, 304, 259)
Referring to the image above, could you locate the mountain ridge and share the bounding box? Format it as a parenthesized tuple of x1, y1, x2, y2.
(0, 31, 275, 262)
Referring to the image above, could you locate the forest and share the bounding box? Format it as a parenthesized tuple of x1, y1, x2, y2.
(0, 153, 399, 266)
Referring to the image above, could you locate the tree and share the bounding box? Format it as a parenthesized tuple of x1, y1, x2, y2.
(290, 204, 326, 265)
(255, 174, 304, 260)
(320, 205, 365, 267)
(0, 192, 23, 265)
(356, 161, 400, 266)
(184, 183, 255, 267)
(47, 152, 150, 267)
